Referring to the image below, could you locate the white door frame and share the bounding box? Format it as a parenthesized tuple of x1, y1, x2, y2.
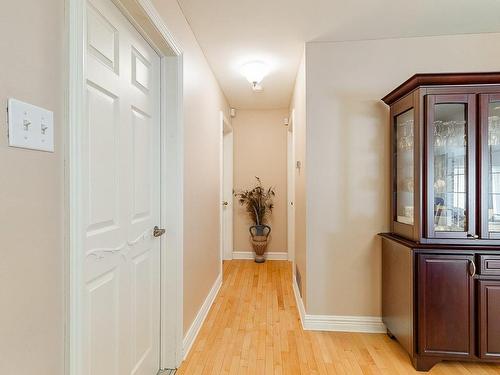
(67, 0, 184, 372)
(287, 110, 296, 265)
(219, 111, 233, 269)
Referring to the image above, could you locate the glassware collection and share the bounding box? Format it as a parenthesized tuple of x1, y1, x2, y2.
(488, 112, 500, 231)
(396, 112, 414, 225)
(432, 114, 467, 232)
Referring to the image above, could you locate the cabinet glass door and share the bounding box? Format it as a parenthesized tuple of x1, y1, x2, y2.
(426, 95, 476, 239)
(395, 109, 414, 225)
(481, 94, 500, 238)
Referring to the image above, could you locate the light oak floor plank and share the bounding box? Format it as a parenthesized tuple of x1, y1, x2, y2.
(177, 260, 500, 374)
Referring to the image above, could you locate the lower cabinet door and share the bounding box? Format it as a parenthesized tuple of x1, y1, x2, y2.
(418, 254, 475, 358)
(479, 280, 500, 359)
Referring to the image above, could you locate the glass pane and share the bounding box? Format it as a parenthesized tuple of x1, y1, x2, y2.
(488, 101, 500, 233)
(395, 109, 414, 225)
(433, 103, 467, 232)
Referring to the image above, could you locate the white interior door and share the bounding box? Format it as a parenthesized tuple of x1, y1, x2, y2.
(287, 112, 295, 263)
(83, 0, 161, 373)
(222, 119, 233, 260)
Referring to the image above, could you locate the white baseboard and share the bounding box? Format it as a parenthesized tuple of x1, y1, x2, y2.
(292, 274, 306, 329)
(182, 273, 222, 359)
(232, 251, 289, 260)
(292, 275, 386, 334)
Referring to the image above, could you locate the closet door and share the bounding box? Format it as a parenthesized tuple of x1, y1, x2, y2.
(425, 94, 477, 240)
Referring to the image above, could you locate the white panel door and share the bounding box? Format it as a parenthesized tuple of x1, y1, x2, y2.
(83, 0, 161, 374)
(222, 131, 233, 260)
(287, 115, 295, 263)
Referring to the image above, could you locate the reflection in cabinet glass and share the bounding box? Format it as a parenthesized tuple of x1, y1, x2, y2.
(395, 109, 414, 225)
(488, 101, 500, 233)
(433, 103, 467, 233)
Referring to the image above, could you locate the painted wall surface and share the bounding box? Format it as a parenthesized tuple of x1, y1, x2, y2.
(290, 53, 307, 304)
(151, 0, 230, 334)
(0, 1, 65, 374)
(305, 33, 500, 316)
(0, 3, 229, 374)
(233, 109, 288, 253)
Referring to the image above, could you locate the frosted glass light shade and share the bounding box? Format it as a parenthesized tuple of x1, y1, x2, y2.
(240, 61, 269, 85)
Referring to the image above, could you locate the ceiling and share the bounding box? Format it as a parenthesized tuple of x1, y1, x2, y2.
(177, 0, 500, 109)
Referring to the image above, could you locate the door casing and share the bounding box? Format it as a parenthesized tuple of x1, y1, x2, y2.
(287, 110, 296, 265)
(220, 112, 234, 267)
(67, 0, 184, 372)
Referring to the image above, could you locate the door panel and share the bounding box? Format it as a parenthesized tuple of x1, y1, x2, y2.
(287, 126, 295, 261)
(83, 0, 161, 373)
(88, 270, 119, 375)
(222, 129, 233, 260)
(425, 94, 476, 239)
(131, 250, 154, 374)
(479, 280, 500, 359)
(418, 254, 475, 358)
(480, 93, 500, 239)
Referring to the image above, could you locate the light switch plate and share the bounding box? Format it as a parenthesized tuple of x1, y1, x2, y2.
(7, 98, 54, 152)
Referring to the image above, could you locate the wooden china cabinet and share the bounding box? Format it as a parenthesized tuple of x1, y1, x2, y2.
(380, 73, 500, 371)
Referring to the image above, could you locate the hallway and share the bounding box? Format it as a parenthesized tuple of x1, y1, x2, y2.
(178, 261, 500, 374)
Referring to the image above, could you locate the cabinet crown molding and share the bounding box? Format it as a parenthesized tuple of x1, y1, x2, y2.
(382, 72, 500, 105)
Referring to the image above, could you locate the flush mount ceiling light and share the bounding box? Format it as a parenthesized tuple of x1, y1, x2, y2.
(240, 61, 269, 92)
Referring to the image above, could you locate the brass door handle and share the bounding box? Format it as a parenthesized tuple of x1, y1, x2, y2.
(469, 260, 476, 277)
(153, 226, 166, 238)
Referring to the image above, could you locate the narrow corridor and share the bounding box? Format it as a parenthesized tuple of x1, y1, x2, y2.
(177, 261, 500, 374)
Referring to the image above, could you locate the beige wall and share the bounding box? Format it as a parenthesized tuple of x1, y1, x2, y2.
(305, 33, 500, 316)
(151, 0, 230, 334)
(0, 2, 229, 374)
(233, 109, 288, 253)
(289, 52, 308, 304)
(0, 1, 65, 374)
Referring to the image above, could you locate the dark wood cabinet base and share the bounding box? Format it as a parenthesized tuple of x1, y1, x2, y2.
(381, 234, 500, 372)
(412, 357, 443, 372)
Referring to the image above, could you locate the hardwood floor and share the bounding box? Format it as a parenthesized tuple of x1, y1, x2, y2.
(177, 260, 500, 374)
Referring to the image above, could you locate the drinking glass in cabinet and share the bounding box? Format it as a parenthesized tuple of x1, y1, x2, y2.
(433, 103, 467, 232)
(395, 109, 414, 225)
(488, 102, 500, 232)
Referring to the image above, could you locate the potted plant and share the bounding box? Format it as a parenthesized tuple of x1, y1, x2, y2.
(234, 177, 275, 263)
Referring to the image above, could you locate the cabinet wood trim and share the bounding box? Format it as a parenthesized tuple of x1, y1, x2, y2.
(382, 72, 500, 105)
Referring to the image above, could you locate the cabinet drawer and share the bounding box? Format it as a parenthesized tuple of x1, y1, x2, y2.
(479, 255, 500, 276)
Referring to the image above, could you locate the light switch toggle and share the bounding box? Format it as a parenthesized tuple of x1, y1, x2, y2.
(23, 119, 31, 131)
(41, 122, 48, 135)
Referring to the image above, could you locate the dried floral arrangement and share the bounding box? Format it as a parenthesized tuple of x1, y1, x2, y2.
(234, 177, 275, 225)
